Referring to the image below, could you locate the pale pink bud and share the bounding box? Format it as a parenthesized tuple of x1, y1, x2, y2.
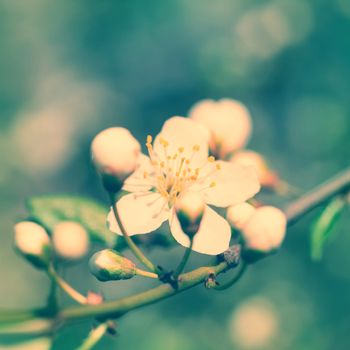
(14, 221, 52, 268)
(189, 99, 252, 159)
(91, 127, 141, 191)
(226, 202, 256, 230)
(230, 150, 278, 188)
(52, 221, 90, 260)
(241, 206, 286, 254)
(175, 191, 205, 238)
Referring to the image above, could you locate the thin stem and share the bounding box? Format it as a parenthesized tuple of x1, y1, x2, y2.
(284, 167, 350, 225)
(60, 262, 229, 321)
(76, 322, 108, 350)
(108, 192, 158, 274)
(173, 241, 193, 279)
(213, 262, 247, 291)
(135, 269, 159, 279)
(48, 266, 87, 305)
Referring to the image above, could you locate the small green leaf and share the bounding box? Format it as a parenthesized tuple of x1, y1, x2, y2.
(26, 195, 116, 247)
(311, 196, 347, 261)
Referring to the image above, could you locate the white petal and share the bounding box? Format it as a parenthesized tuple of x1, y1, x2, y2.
(189, 99, 252, 158)
(170, 206, 231, 255)
(153, 116, 210, 167)
(123, 154, 156, 193)
(199, 161, 260, 207)
(107, 193, 169, 235)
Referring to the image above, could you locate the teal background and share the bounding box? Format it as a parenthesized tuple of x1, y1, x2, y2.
(0, 1, 350, 349)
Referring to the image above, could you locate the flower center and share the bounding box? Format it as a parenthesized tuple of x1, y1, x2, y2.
(145, 135, 220, 207)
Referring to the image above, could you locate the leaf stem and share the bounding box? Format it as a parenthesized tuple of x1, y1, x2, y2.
(173, 240, 193, 279)
(108, 192, 158, 274)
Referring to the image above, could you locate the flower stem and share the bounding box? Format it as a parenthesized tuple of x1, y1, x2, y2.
(135, 269, 159, 279)
(173, 240, 193, 279)
(76, 322, 109, 350)
(213, 262, 247, 291)
(48, 265, 87, 305)
(108, 192, 158, 274)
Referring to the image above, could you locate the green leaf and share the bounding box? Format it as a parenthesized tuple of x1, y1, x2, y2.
(311, 196, 347, 261)
(26, 195, 116, 247)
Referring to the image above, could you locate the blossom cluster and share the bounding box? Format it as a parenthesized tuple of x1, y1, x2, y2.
(92, 98, 286, 258)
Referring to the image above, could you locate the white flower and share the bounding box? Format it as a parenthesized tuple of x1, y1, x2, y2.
(226, 202, 256, 230)
(189, 99, 252, 159)
(241, 206, 287, 253)
(14, 221, 51, 267)
(108, 116, 260, 255)
(91, 127, 141, 183)
(52, 221, 90, 260)
(230, 150, 278, 188)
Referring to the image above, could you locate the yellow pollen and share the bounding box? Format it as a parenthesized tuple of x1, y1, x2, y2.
(160, 161, 165, 168)
(208, 156, 215, 162)
(216, 163, 221, 170)
(185, 159, 190, 164)
(143, 171, 148, 179)
(147, 135, 153, 144)
(210, 182, 216, 187)
(193, 145, 200, 151)
(178, 147, 184, 153)
(195, 168, 200, 175)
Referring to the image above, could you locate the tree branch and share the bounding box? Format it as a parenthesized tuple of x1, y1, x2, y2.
(284, 167, 350, 225)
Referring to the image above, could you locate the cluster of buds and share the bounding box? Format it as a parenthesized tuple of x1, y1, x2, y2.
(13, 220, 90, 269)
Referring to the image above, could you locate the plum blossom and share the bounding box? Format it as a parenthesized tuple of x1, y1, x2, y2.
(189, 99, 252, 159)
(108, 117, 260, 255)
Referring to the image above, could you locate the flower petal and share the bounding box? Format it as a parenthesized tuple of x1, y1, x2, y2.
(123, 154, 156, 193)
(107, 193, 169, 235)
(153, 116, 210, 167)
(170, 206, 231, 255)
(196, 161, 260, 207)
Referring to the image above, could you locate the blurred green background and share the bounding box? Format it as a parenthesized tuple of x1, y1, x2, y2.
(1, 0, 350, 349)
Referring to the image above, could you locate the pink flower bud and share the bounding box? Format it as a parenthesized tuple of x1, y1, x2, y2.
(189, 99, 252, 159)
(230, 150, 278, 189)
(241, 206, 286, 257)
(175, 191, 205, 238)
(52, 221, 90, 260)
(91, 127, 141, 192)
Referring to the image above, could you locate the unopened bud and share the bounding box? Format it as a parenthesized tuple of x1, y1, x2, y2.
(226, 202, 256, 230)
(89, 249, 136, 281)
(175, 192, 205, 238)
(14, 221, 52, 269)
(230, 150, 278, 189)
(52, 221, 90, 260)
(205, 273, 219, 289)
(189, 99, 252, 159)
(240, 206, 287, 262)
(91, 127, 141, 193)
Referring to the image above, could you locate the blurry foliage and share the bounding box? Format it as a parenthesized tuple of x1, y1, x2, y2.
(0, 0, 350, 349)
